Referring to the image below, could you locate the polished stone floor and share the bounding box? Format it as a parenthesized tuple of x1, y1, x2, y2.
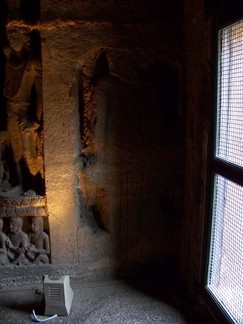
(0, 280, 186, 323)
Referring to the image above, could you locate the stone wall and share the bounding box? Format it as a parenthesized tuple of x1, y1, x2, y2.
(0, 0, 185, 285)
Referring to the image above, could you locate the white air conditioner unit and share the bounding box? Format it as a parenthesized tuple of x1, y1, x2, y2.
(44, 275, 74, 316)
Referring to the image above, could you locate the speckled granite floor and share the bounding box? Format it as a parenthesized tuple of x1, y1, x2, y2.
(0, 280, 186, 323)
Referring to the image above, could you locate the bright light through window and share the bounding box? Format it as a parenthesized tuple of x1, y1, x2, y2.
(206, 19, 243, 324)
(216, 20, 243, 167)
(207, 176, 243, 323)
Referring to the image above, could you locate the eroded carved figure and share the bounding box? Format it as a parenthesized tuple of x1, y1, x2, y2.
(7, 216, 30, 265)
(0, 143, 23, 196)
(0, 216, 50, 266)
(0, 218, 10, 265)
(3, 21, 43, 192)
(27, 216, 50, 264)
(0, 157, 11, 193)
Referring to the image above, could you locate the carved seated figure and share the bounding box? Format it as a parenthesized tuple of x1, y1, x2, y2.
(0, 218, 10, 265)
(7, 217, 30, 265)
(27, 216, 50, 264)
(0, 159, 11, 194)
(0, 158, 23, 197)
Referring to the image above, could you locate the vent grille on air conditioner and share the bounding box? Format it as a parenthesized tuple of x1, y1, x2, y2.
(48, 287, 62, 301)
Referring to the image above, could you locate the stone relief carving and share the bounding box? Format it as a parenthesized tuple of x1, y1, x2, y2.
(0, 148, 47, 216)
(0, 151, 11, 194)
(7, 216, 29, 265)
(0, 217, 10, 265)
(0, 21, 46, 220)
(27, 216, 50, 264)
(0, 216, 50, 265)
(0, 21, 47, 252)
(2, 21, 43, 196)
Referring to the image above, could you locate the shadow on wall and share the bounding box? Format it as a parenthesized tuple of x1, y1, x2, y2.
(77, 51, 184, 279)
(0, 1, 7, 131)
(6, 0, 40, 22)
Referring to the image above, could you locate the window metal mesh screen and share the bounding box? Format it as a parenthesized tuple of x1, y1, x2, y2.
(207, 19, 243, 324)
(207, 176, 243, 323)
(216, 20, 243, 167)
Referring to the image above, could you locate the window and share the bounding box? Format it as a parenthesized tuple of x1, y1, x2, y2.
(206, 19, 243, 324)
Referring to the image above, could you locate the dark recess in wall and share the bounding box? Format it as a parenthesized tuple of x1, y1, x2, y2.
(0, 1, 7, 131)
(91, 51, 110, 85)
(137, 62, 179, 126)
(20, 0, 40, 23)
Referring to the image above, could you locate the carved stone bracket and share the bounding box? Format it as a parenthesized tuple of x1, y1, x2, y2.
(0, 196, 47, 217)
